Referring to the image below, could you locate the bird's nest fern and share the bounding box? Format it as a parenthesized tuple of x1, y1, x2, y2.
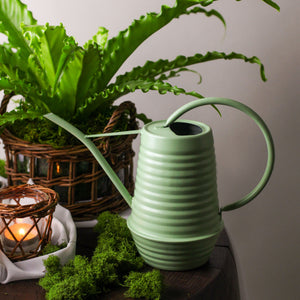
(0, 0, 279, 146)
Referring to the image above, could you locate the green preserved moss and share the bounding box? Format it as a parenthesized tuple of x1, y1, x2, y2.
(39, 212, 163, 299)
(8, 105, 130, 147)
(124, 269, 164, 300)
(40, 242, 67, 256)
(0, 159, 7, 178)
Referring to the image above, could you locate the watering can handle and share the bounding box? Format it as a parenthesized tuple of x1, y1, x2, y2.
(164, 97, 275, 213)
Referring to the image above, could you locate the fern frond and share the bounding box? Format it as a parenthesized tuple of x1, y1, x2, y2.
(156, 67, 202, 84)
(0, 0, 36, 60)
(262, 0, 280, 11)
(115, 51, 266, 86)
(235, 0, 280, 11)
(100, 0, 220, 88)
(76, 78, 205, 119)
(0, 77, 14, 90)
(0, 109, 43, 126)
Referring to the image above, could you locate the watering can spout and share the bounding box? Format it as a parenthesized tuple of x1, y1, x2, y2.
(44, 113, 133, 207)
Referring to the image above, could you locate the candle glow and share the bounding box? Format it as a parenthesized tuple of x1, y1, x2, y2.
(4, 223, 38, 241)
(56, 162, 60, 174)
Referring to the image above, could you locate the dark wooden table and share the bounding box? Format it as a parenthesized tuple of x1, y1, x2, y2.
(0, 228, 240, 300)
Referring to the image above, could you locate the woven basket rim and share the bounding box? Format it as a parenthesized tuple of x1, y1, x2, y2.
(0, 128, 135, 157)
(0, 100, 139, 157)
(0, 184, 58, 217)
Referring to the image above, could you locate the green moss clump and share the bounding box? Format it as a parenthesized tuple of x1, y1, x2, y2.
(40, 255, 96, 300)
(39, 256, 63, 292)
(93, 211, 144, 276)
(0, 159, 7, 178)
(8, 105, 130, 148)
(124, 269, 164, 300)
(39, 212, 163, 300)
(40, 242, 67, 256)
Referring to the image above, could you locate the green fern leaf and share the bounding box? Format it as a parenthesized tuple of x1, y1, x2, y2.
(76, 78, 205, 119)
(157, 67, 202, 84)
(0, 77, 14, 90)
(84, 26, 109, 50)
(55, 48, 84, 119)
(0, 109, 43, 126)
(76, 44, 103, 108)
(78, 50, 266, 119)
(187, 6, 225, 27)
(22, 24, 70, 89)
(235, 0, 280, 11)
(115, 51, 266, 86)
(100, 0, 219, 88)
(262, 0, 280, 11)
(0, 0, 36, 59)
(0, 45, 25, 81)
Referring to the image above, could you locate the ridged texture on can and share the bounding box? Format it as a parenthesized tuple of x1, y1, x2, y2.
(127, 120, 223, 270)
(130, 227, 222, 270)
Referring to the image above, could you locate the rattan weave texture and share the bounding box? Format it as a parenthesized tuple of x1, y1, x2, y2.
(0, 94, 138, 220)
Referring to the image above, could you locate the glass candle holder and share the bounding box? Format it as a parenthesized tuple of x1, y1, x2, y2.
(0, 184, 58, 261)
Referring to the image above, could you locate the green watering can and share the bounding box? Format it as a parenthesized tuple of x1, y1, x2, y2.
(45, 97, 275, 271)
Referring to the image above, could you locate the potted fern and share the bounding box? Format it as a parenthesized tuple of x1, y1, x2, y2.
(0, 0, 279, 220)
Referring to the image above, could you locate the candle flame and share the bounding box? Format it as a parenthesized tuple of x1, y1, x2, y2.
(19, 228, 26, 237)
(56, 162, 60, 174)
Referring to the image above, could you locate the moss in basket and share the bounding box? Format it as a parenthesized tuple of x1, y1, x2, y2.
(0, 159, 7, 178)
(39, 212, 163, 300)
(0, 0, 279, 147)
(7, 104, 125, 147)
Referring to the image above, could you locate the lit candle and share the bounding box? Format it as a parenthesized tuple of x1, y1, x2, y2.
(56, 162, 60, 174)
(3, 223, 39, 254)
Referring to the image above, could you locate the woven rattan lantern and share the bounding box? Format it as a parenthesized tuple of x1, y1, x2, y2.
(0, 184, 58, 261)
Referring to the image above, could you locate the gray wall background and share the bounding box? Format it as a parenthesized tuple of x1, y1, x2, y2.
(1, 1, 299, 299)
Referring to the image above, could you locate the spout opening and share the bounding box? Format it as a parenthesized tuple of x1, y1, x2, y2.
(170, 122, 203, 136)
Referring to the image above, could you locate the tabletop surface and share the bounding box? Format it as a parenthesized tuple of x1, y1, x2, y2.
(0, 227, 240, 300)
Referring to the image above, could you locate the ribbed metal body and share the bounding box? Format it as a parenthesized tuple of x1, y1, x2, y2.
(127, 120, 223, 270)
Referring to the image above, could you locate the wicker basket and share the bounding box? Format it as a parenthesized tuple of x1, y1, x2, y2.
(0, 93, 138, 221)
(0, 184, 58, 261)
